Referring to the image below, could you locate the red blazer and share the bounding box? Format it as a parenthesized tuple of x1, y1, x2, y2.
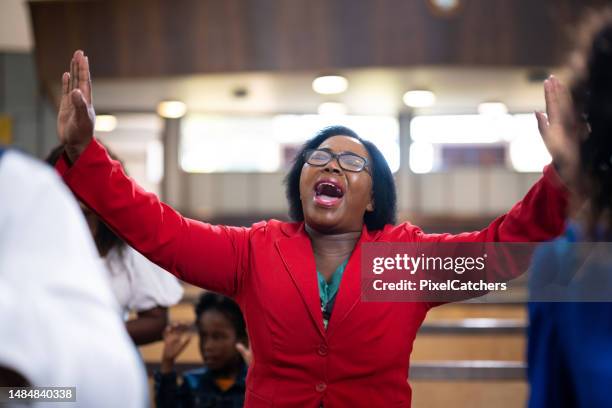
(57, 140, 568, 407)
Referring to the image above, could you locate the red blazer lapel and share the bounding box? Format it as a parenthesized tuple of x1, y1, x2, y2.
(275, 224, 326, 338)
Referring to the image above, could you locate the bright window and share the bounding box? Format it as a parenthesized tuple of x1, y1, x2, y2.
(409, 113, 551, 173)
(180, 114, 400, 173)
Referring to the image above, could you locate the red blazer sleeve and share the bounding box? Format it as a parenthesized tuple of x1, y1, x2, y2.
(56, 139, 250, 298)
(417, 164, 569, 243)
(407, 165, 569, 308)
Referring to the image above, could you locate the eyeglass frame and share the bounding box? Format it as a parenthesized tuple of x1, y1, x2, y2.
(303, 148, 371, 175)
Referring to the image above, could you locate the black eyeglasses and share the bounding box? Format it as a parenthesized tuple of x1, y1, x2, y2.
(303, 148, 370, 174)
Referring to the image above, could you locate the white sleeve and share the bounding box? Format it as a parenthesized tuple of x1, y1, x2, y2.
(124, 245, 184, 312)
(0, 151, 147, 408)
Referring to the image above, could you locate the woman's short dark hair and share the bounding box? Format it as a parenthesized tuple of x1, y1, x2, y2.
(284, 125, 397, 230)
(195, 292, 247, 342)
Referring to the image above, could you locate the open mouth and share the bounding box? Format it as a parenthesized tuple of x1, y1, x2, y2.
(314, 180, 344, 207)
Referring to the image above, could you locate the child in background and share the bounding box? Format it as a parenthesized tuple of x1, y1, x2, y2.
(155, 292, 249, 408)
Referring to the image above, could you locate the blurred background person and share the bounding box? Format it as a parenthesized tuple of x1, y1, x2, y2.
(528, 8, 612, 408)
(0, 147, 147, 407)
(47, 145, 184, 346)
(155, 292, 249, 408)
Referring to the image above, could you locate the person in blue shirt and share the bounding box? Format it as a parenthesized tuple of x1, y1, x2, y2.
(528, 8, 612, 408)
(155, 292, 249, 408)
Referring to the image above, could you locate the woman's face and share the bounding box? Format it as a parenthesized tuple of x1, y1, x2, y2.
(299, 135, 374, 234)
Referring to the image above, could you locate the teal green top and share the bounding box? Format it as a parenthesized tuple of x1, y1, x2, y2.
(317, 259, 348, 329)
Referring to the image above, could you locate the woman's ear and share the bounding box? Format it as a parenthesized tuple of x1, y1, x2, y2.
(366, 199, 374, 212)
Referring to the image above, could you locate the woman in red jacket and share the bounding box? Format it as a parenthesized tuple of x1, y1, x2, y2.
(55, 50, 572, 407)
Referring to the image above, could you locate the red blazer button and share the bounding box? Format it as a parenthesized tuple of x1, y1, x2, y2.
(318, 344, 329, 356)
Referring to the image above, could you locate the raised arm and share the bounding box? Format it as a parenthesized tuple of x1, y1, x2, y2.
(419, 76, 574, 244)
(418, 163, 568, 244)
(405, 78, 574, 306)
(55, 50, 249, 297)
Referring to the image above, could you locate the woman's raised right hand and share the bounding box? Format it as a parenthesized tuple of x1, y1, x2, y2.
(57, 50, 96, 163)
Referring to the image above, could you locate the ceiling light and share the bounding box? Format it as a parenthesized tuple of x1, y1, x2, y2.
(94, 115, 117, 132)
(428, 0, 461, 13)
(157, 101, 187, 119)
(403, 90, 436, 108)
(312, 75, 348, 95)
(478, 102, 508, 116)
(317, 102, 348, 116)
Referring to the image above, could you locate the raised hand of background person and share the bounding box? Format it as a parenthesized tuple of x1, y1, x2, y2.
(535, 75, 582, 189)
(160, 323, 193, 374)
(236, 342, 253, 366)
(57, 50, 96, 164)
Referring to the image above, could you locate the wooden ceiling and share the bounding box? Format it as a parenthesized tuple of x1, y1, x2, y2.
(29, 0, 609, 95)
